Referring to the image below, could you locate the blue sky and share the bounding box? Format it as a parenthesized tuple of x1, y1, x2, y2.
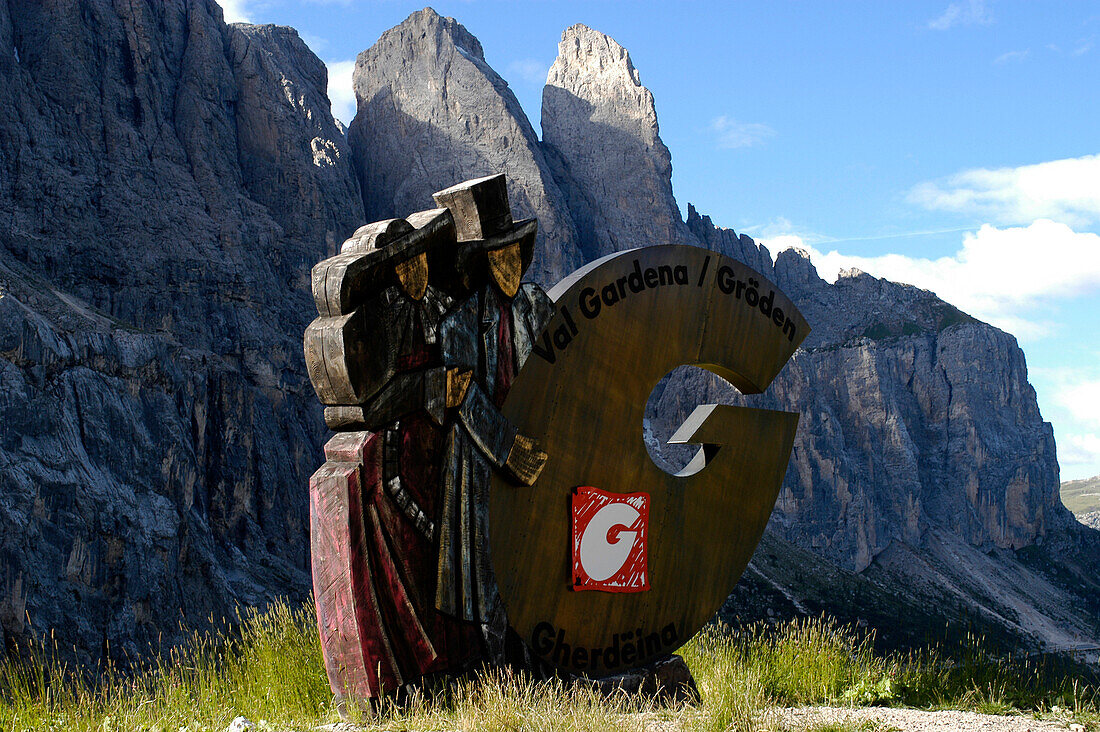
(217, 0, 1100, 481)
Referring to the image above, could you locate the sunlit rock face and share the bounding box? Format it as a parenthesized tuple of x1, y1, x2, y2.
(541, 24, 696, 261)
(0, 0, 360, 663)
(541, 21, 1069, 568)
(644, 228, 1067, 572)
(344, 13, 1092, 651)
(347, 8, 582, 286)
(756, 260, 1065, 569)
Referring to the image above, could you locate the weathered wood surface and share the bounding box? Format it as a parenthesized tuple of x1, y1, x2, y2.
(445, 368, 473, 408)
(306, 173, 553, 703)
(304, 308, 390, 406)
(310, 452, 381, 701)
(311, 427, 480, 702)
(322, 368, 447, 430)
(312, 208, 454, 317)
(488, 243, 523, 298)
(453, 219, 537, 292)
(432, 174, 513, 241)
(312, 430, 442, 697)
(489, 245, 808, 677)
(395, 252, 429, 300)
(341, 218, 414, 255)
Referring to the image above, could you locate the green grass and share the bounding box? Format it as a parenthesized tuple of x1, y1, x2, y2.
(2, 605, 1098, 731)
(684, 617, 1100, 729)
(1062, 475, 1100, 515)
(0, 601, 333, 732)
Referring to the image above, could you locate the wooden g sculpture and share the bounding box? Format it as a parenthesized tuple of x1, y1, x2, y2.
(490, 246, 808, 676)
(304, 173, 808, 704)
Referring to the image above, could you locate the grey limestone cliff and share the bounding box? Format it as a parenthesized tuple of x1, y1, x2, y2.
(766, 256, 1065, 566)
(647, 214, 1070, 571)
(0, 1, 1094, 665)
(342, 14, 1074, 567)
(537, 21, 1070, 562)
(542, 24, 695, 259)
(686, 204, 776, 277)
(0, 0, 360, 662)
(347, 8, 582, 285)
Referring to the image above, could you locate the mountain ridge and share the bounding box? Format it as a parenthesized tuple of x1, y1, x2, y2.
(0, 0, 359, 663)
(1062, 475, 1100, 516)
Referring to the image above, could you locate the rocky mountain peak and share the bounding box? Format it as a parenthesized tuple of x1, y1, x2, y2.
(773, 246, 823, 289)
(2, 2, 1094, 667)
(685, 203, 776, 278)
(548, 24, 648, 129)
(0, 0, 360, 664)
(232, 24, 328, 94)
(348, 8, 582, 284)
(391, 7, 486, 64)
(542, 24, 693, 259)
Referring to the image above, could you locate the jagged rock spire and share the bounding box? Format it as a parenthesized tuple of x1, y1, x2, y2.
(541, 24, 696, 260)
(348, 8, 582, 285)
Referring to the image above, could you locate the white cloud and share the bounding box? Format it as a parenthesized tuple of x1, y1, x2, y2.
(507, 59, 549, 86)
(752, 218, 814, 241)
(763, 220, 1100, 339)
(993, 49, 1029, 64)
(928, 0, 992, 30)
(326, 59, 356, 126)
(909, 154, 1100, 228)
(1059, 433, 1100, 469)
(1053, 381, 1100, 475)
(709, 116, 775, 149)
(1055, 380, 1100, 429)
(215, 0, 252, 23)
(760, 233, 813, 255)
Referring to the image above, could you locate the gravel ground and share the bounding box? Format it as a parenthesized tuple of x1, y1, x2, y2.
(303, 707, 1084, 731)
(775, 706, 1078, 731)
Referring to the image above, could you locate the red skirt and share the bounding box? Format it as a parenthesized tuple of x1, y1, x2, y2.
(309, 413, 480, 700)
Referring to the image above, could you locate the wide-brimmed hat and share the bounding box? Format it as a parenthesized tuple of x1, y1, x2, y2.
(313, 207, 455, 316)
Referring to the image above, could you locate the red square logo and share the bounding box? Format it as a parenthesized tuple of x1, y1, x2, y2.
(571, 487, 650, 592)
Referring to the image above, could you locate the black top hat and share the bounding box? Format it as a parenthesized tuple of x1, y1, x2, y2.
(432, 174, 537, 281)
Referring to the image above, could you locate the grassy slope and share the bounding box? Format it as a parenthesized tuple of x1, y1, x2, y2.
(2, 602, 1098, 732)
(1062, 475, 1100, 515)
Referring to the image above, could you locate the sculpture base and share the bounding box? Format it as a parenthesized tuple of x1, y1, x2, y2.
(580, 654, 700, 706)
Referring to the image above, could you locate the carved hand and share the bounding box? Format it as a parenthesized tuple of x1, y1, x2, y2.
(446, 368, 473, 408)
(504, 434, 548, 486)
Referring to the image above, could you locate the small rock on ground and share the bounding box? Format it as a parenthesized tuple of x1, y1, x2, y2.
(225, 716, 254, 732)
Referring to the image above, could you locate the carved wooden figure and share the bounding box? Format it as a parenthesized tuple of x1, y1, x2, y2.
(305, 174, 552, 704)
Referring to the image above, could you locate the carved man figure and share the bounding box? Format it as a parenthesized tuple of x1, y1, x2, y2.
(304, 174, 552, 704)
(430, 176, 553, 662)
